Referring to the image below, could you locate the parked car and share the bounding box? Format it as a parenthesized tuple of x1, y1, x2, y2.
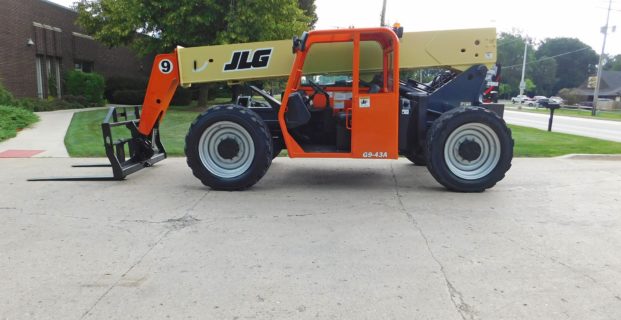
(511, 95, 531, 104)
(536, 98, 561, 109)
(549, 96, 564, 104)
(520, 96, 544, 107)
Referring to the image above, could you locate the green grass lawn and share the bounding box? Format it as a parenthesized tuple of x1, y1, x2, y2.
(64, 107, 621, 157)
(65, 106, 203, 157)
(509, 124, 621, 157)
(506, 105, 621, 121)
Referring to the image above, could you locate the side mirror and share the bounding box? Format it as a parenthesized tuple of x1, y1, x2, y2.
(292, 36, 301, 54)
(392, 25, 404, 38)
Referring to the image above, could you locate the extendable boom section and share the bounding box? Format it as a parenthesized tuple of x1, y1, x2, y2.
(176, 28, 498, 85)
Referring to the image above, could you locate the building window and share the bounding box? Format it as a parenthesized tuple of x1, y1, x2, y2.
(36, 55, 61, 98)
(35, 56, 44, 98)
(46, 57, 62, 98)
(74, 60, 94, 73)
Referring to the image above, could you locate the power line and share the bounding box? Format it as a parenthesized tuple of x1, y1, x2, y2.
(596, 6, 621, 11)
(503, 47, 592, 69)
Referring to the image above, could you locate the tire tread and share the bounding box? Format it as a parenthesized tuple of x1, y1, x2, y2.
(184, 104, 272, 190)
(425, 106, 513, 192)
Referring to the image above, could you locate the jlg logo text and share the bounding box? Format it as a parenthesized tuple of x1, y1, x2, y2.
(223, 48, 272, 72)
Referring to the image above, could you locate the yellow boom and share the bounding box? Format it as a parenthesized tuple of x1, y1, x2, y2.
(177, 28, 497, 86)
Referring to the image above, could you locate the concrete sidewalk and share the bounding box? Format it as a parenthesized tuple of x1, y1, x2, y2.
(1, 157, 621, 319)
(0, 107, 108, 158)
(0, 109, 77, 157)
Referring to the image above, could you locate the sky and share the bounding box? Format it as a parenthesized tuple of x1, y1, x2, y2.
(49, 0, 621, 55)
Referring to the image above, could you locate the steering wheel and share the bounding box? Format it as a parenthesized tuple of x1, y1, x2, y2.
(306, 79, 331, 109)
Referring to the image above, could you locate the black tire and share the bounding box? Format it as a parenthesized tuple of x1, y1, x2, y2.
(405, 150, 426, 166)
(185, 104, 273, 190)
(271, 136, 285, 159)
(425, 106, 513, 192)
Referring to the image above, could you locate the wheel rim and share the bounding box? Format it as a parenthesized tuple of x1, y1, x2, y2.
(198, 121, 255, 178)
(443, 123, 501, 180)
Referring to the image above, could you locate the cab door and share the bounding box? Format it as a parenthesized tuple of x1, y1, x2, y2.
(350, 32, 400, 159)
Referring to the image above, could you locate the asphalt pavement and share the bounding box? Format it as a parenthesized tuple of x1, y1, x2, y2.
(504, 109, 621, 142)
(1, 156, 621, 319)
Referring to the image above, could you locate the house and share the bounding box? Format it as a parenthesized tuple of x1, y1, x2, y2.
(0, 0, 150, 99)
(572, 71, 621, 110)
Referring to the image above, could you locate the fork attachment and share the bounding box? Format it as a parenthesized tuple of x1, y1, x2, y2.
(102, 105, 166, 180)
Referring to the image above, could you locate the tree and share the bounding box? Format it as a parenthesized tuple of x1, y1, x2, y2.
(604, 54, 621, 71)
(536, 38, 598, 94)
(496, 32, 536, 98)
(524, 78, 536, 95)
(215, 0, 313, 44)
(529, 58, 557, 96)
(498, 83, 511, 99)
(76, 0, 316, 105)
(298, 0, 318, 29)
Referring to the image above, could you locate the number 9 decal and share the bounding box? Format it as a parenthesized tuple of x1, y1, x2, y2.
(159, 59, 173, 74)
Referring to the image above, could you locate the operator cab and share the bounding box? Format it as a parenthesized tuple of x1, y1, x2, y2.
(281, 28, 401, 158)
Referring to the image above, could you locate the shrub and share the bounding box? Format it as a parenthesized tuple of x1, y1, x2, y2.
(0, 81, 14, 105)
(105, 76, 147, 102)
(110, 88, 193, 106)
(0, 105, 39, 141)
(62, 95, 90, 108)
(171, 87, 192, 106)
(65, 70, 105, 106)
(14, 98, 42, 111)
(14, 97, 88, 112)
(112, 90, 145, 105)
(44, 98, 83, 110)
(557, 88, 582, 106)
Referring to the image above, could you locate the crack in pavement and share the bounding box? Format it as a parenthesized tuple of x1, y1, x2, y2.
(80, 191, 210, 319)
(79, 228, 171, 319)
(286, 212, 328, 218)
(390, 164, 477, 320)
(119, 215, 201, 229)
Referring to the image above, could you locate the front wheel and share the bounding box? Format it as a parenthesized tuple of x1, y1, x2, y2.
(405, 150, 426, 166)
(271, 136, 285, 159)
(426, 106, 513, 192)
(185, 105, 273, 190)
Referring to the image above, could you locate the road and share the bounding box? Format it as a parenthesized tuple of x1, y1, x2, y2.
(2, 157, 621, 319)
(504, 109, 621, 142)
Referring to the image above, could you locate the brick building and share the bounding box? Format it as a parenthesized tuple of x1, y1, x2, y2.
(0, 0, 150, 98)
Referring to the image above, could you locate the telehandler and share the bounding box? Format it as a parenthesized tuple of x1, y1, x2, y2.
(95, 26, 513, 192)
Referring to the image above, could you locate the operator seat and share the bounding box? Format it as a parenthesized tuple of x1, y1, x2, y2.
(285, 91, 311, 129)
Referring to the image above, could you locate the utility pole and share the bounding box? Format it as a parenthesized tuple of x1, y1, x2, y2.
(592, 0, 613, 116)
(519, 41, 528, 96)
(380, 0, 387, 26)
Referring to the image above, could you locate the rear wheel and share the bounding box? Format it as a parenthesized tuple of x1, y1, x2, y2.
(185, 105, 272, 190)
(426, 106, 513, 192)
